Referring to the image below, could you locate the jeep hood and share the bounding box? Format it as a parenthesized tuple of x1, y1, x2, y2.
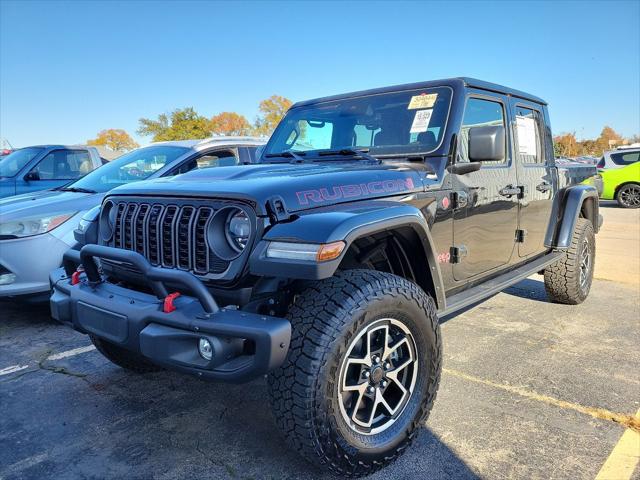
(107, 162, 436, 215)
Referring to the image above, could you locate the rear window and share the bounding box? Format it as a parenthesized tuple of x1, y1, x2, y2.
(610, 151, 640, 166)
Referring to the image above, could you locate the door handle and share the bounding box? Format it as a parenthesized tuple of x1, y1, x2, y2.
(499, 185, 521, 197)
(536, 182, 551, 193)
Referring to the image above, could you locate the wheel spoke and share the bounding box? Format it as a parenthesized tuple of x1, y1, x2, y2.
(383, 337, 409, 362)
(350, 387, 367, 423)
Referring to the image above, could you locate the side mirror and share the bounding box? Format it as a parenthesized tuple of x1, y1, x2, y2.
(469, 125, 505, 162)
(24, 171, 40, 181)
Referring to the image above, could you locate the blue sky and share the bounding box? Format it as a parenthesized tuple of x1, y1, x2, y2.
(1, 0, 638, 148)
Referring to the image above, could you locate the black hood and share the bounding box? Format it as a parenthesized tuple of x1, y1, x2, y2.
(106, 161, 438, 215)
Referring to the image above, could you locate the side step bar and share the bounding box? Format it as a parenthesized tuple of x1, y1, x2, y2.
(438, 251, 564, 318)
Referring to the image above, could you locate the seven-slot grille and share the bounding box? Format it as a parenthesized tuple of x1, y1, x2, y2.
(109, 202, 228, 275)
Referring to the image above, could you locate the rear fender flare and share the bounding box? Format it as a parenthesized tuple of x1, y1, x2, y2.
(546, 185, 600, 249)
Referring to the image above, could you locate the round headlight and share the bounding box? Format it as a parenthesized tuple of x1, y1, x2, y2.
(226, 210, 251, 252)
(208, 206, 253, 261)
(99, 200, 115, 241)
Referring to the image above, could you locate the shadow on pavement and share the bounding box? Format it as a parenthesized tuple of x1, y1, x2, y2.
(1, 356, 481, 480)
(502, 278, 549, 303)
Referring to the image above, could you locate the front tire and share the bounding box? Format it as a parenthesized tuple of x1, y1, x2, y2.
(544, 218, 595, 304)
(616, 183, 640, 208)
(267, 270, 442, 477)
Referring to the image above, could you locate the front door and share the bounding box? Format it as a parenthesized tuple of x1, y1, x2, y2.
(510, 101, 554, 258)
(452, 94, 519, 281)
(16, 149, 90, 194)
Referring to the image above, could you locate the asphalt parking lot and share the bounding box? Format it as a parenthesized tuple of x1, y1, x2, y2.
(1, 203, 639, 480)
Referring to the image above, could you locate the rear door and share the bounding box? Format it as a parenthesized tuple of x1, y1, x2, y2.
(452, 94, 519, 281)
(510, 101, 553, 258)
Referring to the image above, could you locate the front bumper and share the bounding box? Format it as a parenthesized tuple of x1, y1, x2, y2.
(50, 245, 291, 383)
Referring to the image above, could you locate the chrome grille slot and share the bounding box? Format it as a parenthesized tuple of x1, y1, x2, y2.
(147, 204, 163, 265)
(108, 200, 233, 277)
(161, 206, 178, 267)
(176, 206, 195, 270)
(123, 204, 137, 251)
(134, 204, 149, 256)
(194, 207, 213, 274)
(113, 203, 127, 248)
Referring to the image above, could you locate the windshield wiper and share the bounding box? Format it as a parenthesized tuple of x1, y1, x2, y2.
(264, 151, 307, 162)
(58, 186, 97, 194)
(316, 148, 380, 163)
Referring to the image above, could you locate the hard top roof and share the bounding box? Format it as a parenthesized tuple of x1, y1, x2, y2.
(292, 77, 547, 108)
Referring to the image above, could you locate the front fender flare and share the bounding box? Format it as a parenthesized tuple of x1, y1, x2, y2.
(249, 202, 446, 310)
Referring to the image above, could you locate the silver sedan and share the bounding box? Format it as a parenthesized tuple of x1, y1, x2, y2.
(0, 137, 265, 300)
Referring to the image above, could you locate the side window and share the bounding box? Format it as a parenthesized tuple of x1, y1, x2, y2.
(173, 150, 238, 175)
(32, 150, 86, 180)
(459, 98, 506, 164)
(515, 106, 544, 164)
(610, 151, 640, 166)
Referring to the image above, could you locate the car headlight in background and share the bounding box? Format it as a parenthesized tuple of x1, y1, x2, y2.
(0, 212, 77, 239)
(77, 205, 101, 233)
(208, 206, 253, 261)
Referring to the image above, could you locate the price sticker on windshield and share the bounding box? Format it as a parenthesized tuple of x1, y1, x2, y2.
(408, 93, 437, 109)
(410, 109, 433, 133)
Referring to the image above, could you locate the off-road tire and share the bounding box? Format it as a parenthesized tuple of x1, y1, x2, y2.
(544, 218, 595, 304)
(90, 335, 163, 373)
(267, 270, 442, 477)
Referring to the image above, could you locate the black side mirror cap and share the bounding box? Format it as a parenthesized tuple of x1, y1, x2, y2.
(448, 162, 481, 175)
(469, 125, 505, 162)
(24, 171, 40, 181)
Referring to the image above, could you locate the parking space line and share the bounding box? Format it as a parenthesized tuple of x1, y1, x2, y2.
(443, 368, 640, 432)
(47, 345, 96, 361)
(0, 365, 29, 376)
(595, 409, 640, 480)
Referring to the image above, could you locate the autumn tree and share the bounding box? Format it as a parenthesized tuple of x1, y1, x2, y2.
(87, 129, 139, 152)
(137, 107, 212, 142)
(210, 112, 251, 136)
(595, 126, 623, 152)
(553, 133, 579, 158)
(254, 95, 292, 136)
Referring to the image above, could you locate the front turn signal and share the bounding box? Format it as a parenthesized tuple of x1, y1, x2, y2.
(316, 241, 345, 262)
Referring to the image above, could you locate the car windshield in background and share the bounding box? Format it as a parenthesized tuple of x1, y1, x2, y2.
(263, 87, 452, 160)
(66, 145, 189, 193)
(0, 147, 44, 177)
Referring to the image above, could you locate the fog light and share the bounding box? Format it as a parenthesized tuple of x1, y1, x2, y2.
(0, 273, 16, 286)
(198, 338, 213, 361)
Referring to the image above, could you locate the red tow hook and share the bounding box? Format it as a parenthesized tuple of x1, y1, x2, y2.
(163, 292, 181, 313)
(71, 267, 84, 286)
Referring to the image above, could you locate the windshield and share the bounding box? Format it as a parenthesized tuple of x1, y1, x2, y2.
(263, 87, 452, 160)
(0, 147, 44, 177)
(66, 145, 189, 193)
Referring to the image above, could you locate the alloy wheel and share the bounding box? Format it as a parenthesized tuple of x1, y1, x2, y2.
(337, 318, 418, 435)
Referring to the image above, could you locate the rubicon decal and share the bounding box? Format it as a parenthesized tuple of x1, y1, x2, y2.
(296, 178, 415, 205)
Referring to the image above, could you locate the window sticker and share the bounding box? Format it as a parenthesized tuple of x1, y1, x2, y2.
(516, 115, 537, 156)
(410, 109, 433, 133)
(408, 93, 438, 109)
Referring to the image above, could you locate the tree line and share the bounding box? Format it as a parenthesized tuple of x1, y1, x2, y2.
(87, 94, 292, 153)
(553, 126, 639, 158)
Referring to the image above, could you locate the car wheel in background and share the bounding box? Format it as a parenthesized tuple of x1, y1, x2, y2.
(616, 183, 640, 208)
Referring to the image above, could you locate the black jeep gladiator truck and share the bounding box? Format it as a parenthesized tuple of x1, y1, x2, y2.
(51, 78, 601, 477)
